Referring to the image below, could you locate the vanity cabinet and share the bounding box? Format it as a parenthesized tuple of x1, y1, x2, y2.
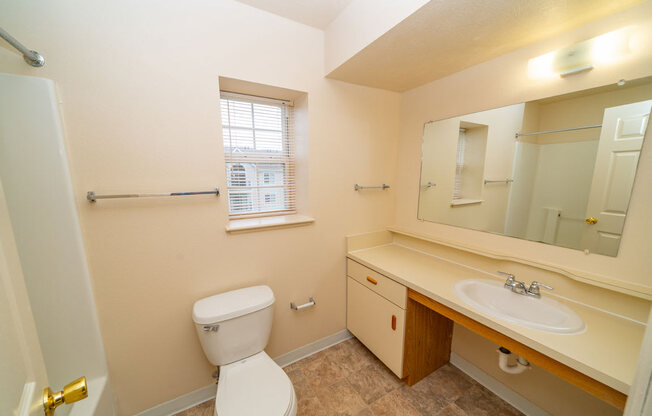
(346, 259, 407, 377)
(346, 237, 632, 410)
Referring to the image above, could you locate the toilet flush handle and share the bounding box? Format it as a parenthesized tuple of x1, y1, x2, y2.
(202, 324, 220, 332)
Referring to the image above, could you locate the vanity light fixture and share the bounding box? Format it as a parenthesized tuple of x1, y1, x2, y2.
(528, 27, 638, 79)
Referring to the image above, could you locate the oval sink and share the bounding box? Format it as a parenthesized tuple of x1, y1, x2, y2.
(453, 279, 586, 334)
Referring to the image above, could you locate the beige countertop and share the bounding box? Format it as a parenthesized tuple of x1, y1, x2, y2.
(347, 243, 646, 394)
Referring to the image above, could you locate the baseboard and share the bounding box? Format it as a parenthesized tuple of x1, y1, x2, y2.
(135, 329, 352, 416)
(134, 384, 216, 416)
(274, 329, 353, 368)
(450, 352, 550, 416)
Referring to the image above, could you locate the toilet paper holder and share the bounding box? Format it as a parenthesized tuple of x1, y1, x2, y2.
(290, 297, 316, 311)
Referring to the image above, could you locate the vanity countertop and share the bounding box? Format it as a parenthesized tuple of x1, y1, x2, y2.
(347, 243, 646, 394)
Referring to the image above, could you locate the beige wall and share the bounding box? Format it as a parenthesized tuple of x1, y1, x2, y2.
(395, 1, 652, 291)
(0, 1, 400, 414)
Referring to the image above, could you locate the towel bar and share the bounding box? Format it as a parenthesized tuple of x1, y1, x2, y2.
(87, 188, 219, 202)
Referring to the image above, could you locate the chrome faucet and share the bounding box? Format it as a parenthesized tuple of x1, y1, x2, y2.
(498, 272, 552, 298)
(498, 271, 515, 288)
(526, 281, 553, 298)
(498, 271, 526, 294)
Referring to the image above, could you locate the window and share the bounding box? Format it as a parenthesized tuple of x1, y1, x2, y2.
(453, 129, 466, 200)
(221, 92, 295, 218)
(451, 123, 488, 205)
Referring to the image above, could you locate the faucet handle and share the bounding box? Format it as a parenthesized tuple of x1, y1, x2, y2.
(527, 281, 553, 297)
(531, 281, 553, 290)
(498, 271, 515, 286)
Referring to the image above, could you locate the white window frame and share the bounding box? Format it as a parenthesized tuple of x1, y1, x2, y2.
(453, 128, 466, 200)
(220, 91, 296, 219)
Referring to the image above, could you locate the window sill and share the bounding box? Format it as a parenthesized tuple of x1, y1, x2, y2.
(226, 214, 315, 233)
(450, 199, 484, 206)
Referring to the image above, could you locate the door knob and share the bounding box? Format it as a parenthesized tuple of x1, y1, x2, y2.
(43, 376, 88, 416)
(585, 217, 598, 225)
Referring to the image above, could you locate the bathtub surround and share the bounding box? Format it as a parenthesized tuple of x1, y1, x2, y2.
(0, 74, 114, 416)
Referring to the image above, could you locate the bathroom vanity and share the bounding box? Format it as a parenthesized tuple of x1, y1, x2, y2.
(345, 230, 648, 411)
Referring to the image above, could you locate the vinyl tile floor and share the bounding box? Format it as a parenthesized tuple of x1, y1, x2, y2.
(174, 337, 524, 416)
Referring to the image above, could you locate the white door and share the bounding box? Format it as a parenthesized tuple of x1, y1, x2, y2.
(581, 100, 652, 256)
(0, 181, 49, 416)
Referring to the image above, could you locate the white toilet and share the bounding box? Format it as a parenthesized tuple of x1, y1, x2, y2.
(192, 285, 297, 416)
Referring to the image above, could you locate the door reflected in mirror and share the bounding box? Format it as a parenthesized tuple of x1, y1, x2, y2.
(418, 76, 652, 257)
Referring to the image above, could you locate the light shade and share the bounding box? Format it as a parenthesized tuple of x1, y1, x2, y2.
(528, 27, 636, 79)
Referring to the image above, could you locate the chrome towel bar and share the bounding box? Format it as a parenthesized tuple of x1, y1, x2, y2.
(484, 179, 514, 185)
(290, 297, 316, 311)
(354, 184, 390, 191)
(87, 188, 219, 202)
(515, 124, 601, 138)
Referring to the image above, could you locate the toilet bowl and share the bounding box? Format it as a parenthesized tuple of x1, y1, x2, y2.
(192, 285, 296, 416)
(216, 351, 296, 416)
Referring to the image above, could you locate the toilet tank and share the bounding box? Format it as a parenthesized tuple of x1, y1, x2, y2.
(192, 285, 275, 366)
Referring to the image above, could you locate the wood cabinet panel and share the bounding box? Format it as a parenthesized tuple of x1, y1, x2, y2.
(403, 297, 454, 385)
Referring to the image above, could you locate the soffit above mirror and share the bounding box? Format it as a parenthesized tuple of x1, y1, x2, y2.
(326, 0, 643, 92)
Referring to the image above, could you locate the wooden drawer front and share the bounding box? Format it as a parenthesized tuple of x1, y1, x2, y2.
(347, 259, 407, 309)
(347, 277, 405, 378)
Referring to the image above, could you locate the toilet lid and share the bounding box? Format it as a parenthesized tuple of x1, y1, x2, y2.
(216, 351, 292, 416)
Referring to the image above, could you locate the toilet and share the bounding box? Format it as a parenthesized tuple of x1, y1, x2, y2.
(192, 285, 297, 416)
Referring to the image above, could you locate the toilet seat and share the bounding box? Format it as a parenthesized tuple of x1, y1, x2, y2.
(215, 351, 297, 416)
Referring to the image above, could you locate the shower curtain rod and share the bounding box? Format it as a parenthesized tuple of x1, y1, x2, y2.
(515, 124, 602, 138)
(0, 26, 44, 67)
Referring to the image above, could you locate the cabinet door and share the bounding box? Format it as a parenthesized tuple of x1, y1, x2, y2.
(347, 277, 405, 378)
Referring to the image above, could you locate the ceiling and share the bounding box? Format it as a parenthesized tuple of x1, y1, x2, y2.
(234, 0, 353, 29)
(326, 0, 644, 91)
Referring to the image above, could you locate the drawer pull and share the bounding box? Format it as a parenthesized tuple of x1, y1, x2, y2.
(366, 276, 378, 285)
(391, 315, 397, 330)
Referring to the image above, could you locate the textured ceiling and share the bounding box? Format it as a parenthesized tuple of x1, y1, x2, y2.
(326, 0, 644, 91)
(234, 0, 353, 29)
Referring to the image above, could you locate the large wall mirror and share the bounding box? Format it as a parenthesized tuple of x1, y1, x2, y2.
(418, 76, 652, 257)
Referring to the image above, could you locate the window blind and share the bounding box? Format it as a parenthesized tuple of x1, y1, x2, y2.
(453, 128, 466, 200)
(220, 92, 296, 218)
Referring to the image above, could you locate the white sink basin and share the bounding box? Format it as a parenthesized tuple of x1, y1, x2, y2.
(453, 279, 586, 334)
